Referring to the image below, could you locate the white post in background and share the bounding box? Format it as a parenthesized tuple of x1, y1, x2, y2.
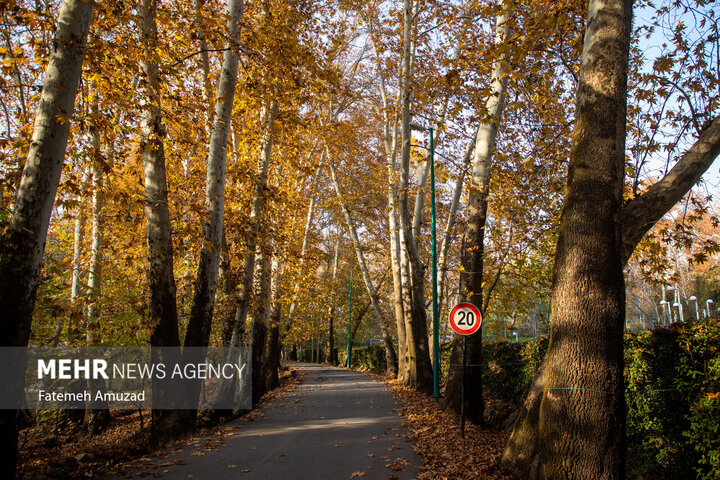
(689, 296, 699, 320)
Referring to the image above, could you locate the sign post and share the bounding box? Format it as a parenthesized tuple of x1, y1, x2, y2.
(448, 302, 482, 438)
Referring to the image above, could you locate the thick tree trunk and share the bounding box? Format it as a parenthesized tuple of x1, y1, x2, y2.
(503, 1, 631, 478)
(443, 0, 511, 422)
(329, 162, 398, 377)
(503, 12, 720, 480)
(137, 0, 184, 444)
(0, 1, 92, 476)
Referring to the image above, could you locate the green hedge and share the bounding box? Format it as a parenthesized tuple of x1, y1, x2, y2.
(342, 319, 720, 479)
(625, 319, 720, 479)
(338, 345, 387, 373)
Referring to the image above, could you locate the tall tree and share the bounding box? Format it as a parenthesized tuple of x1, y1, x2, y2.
(505, 0, 628, 477)
(502, 0, 720, 477)
(220, 100, 278, 406)
(181, 0, 244, 420)
(263, 256, 283, 391)
(397, 0, 432, 391)
(443, 0, 512, 423)
(84, 82, 111, 434)
(69, 167, 92, 341)
(329, 160, 399, 376)
(325, 234, 341, 365)
(136, 0, 183, 441)
(0, 0, 93, 475)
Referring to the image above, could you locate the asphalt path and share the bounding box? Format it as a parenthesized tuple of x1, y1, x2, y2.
(109, 362, 421, 479)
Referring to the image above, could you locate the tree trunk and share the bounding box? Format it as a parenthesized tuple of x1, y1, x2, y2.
(137, 0, 184, 444)
(436, 138, 474, 318)
(181, 0, 243, 426)
(388, 188, 407, 380)
(503, 1, 631, 477)
(193, 0, 214, 131)
(213, 101, 278, 409)
(263, 257, 282, 392)
(251, 253, 271, 404)
(501, 360, 547, 479)
(86, 100, 103, 345)
(69, 167, 91, 342)
(0, 1, 92, 476)
(443, 0, 511, 422)
(397, 0, 432, 392)
(329, 162, 398, 377)
(326, 235, 341, 365)
(284, 158, 324, 334)
(228, 100, 278, 348)
(371, 16, 407, 383)
(84, 92, 111, 433)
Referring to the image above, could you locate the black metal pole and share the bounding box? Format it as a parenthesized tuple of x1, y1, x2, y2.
(461, 335, 466, 438)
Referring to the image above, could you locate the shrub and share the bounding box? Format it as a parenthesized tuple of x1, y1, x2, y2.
(623, 319, 720, 479)
(338, 345, 386, 373)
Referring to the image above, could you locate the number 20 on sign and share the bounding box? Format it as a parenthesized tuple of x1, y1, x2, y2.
(448, 303, 482, 335)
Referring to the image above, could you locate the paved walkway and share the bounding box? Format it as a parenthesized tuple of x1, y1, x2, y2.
(110, 363, 421, 479)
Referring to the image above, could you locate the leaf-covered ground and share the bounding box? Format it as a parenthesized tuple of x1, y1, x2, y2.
(385, 379, 517, 480)
(18, 369, 303, 479)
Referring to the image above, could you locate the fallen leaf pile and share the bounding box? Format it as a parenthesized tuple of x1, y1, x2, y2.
(384, 379, 517, 480)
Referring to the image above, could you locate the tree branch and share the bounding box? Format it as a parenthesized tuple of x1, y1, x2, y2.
(621, 114, 720, 264)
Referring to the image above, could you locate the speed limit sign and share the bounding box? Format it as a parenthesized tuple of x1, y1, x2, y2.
(448, 303, 482, 335)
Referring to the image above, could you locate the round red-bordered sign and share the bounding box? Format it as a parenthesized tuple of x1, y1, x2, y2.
(448, 303, 482, 335)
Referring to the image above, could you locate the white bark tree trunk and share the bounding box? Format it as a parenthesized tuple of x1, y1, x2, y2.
(184, 0, 244, 350)
(443, 0, 512, 422)
(0, 0, 93, 475)
(397, 0, 432, 391)
(138, 0, 180, 350)
(86, 139, 103, 345)
(372, 32, 406, 381)
(228, 100, 279, 348)
(284, 157, 325, 334)
(194, 0, 214, 131)
(436, 137, 474, 317)
(137, 0, 185, 442)
(69, 166, 92, 341)
(329, 161, 398, 376)
(85, 80, 104, 345)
